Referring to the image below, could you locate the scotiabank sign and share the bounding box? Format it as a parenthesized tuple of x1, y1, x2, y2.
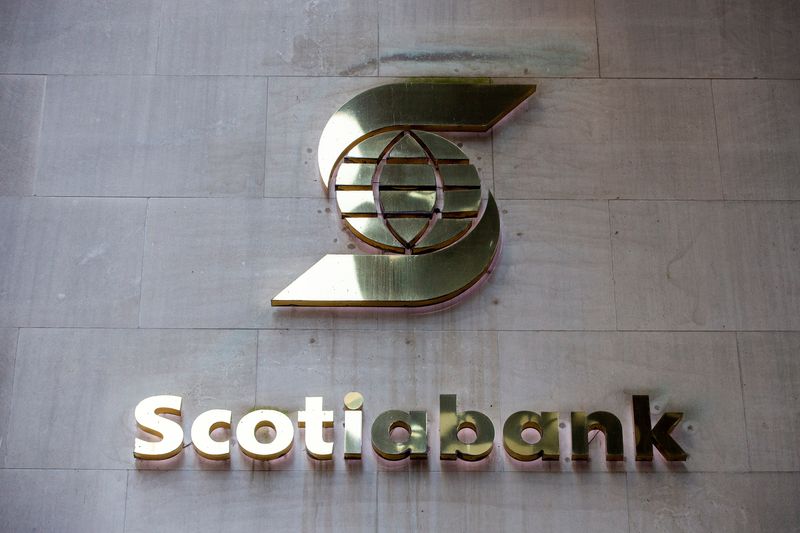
(134, 393, 687, 464)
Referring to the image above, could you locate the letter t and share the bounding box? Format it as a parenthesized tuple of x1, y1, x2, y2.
(298, 396, 334, 459)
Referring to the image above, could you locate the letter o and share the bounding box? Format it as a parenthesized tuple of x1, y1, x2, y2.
(236, 409, 294, 460)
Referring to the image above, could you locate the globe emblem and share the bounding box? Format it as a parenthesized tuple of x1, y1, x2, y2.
(333, 130, 482, 254)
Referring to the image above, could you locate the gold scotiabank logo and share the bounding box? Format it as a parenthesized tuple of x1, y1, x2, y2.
(271, 82, 536, 308)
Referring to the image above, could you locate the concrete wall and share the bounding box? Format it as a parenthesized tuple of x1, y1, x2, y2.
(1, 0, 799, 531)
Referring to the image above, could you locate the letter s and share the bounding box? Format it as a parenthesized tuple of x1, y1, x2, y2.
(133, 395, 184, 460)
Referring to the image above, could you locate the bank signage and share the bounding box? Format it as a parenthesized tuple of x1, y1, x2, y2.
(134, 393, 687, 464)
(272, 82, 535, 309)
(135, 83, 689, 468)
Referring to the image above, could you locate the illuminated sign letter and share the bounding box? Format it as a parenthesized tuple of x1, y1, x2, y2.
(298, 396, 334, 460)
(236, 409, 294, 461)
(571, 411, 624, 461)
(191, 409, 232, 460)
(371, 410, 428, 460)
(133, 395, 184, 460)
(632, 395, 688, 461)
(502, 411, 560, 461)
(439, 394, 494, 461)
(343, 392, 364, 459)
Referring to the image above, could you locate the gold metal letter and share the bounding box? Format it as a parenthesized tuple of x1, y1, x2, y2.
(236, 409, 294, 461)
(632, 395, 688, 461)
(133, 395, 184, 460)
(191, 409, 232, 460)
(502, 411, 560, 461)
(571, 411, 624, 461)
(344, 392, 364, 459)
(298, 396, 334, 460)
(371, 410, 428, 460)
(439, 394, 494, 461)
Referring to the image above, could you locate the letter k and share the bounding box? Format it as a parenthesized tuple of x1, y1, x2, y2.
(632, 395, 688, 461)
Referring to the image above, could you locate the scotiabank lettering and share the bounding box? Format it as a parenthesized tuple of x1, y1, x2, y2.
(134, 393, 687, 463)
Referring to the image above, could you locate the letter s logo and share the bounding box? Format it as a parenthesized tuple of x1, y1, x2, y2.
(272, 82, 535, 308)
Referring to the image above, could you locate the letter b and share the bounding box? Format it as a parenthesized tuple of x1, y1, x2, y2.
(439, 394, 494, 461)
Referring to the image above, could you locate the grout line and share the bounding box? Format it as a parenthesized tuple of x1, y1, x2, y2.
(735, 332, 753, 471)
(262, 77, 270, 198)
(625, 472, 632, 533)
(374, 470, 380, 531)
(1, 73, 799, 81)
(607, 200, 619, 330)
(1, 329, 22, 458)
(30, 75, 48, 197)
(11, 326, 796, 334)
(593, 0, 602, 78)
(152, 0, 166, 75)
(122, 469, 130, 533)
(709, 79, 727, 200)
(376, 0, 381, 77)
(254, 331, 260, 407)
(136, 200, 150, 328)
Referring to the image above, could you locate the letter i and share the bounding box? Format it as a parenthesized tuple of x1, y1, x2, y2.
(344, 392, 364, 459)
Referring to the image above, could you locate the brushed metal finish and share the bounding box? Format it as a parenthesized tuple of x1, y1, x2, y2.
(273, 82, 535, 307)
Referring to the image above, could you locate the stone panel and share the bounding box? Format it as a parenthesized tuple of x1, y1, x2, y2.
(3, 328, 257, 470)
(627, 473, 800, 533)
(0, 197, 146, 327)
(378, 471, 628, 531)
(0, 0, 160, 74)
(37, 76, 267, 197)
(379, 0, 598, 77)
(596, 0, 800, 78)
(157, 0, 378, 76)
(125, 470, 377, 532)
(714, 80, 800, 200)
(611, 201, 800, 330)
(493, 79, 722, 200)
(0, 76, 44, 196)
(738, 332, 800, 471)
(0, 469, 126, 532)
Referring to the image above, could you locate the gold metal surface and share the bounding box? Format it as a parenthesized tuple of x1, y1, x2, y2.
(298, 397, 334, 460)
(344, 217, 404, 253)
(336, 190, 377, 217)
(371, 410, 428, 460)
(318, 83, 536, 190)
(414, 130, 469, 162)
(273, 194, 501, 306)
(439, 394, 494, 461)
(442, 189, 481, 218)
(413, 218, 471, 253)
(344, 392, 364, 459)
(502, 411, 560, 462)
(571, 411, 624, 461)
(191, 409, 232, 460)
(380, 190, 436, 216)
(345, 131, 398, 162)
(344, 391, 365, 410)
(632, 395, 688, 461)
(273, 82, 535, 308)
(387, 134, 428, 161)
(133, 395, 184, 460)
(335, 163, 375, 190)
(378, 164, 436, 189)
(387, 218, 429, 246)
(439, 164, 481, 188)
(236, 409, 294, 461)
